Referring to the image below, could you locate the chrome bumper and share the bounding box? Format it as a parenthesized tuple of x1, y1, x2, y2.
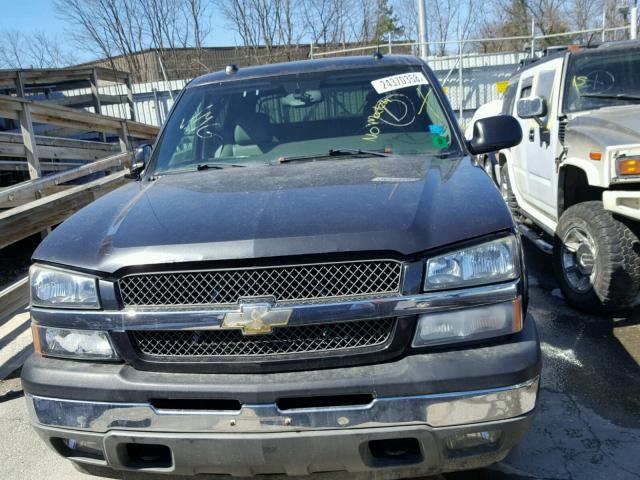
(26, 377, 538, 434)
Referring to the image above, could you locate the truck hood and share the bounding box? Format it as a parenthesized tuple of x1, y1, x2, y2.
(567, 106, 640, 148)
(34, 155, 513, 274)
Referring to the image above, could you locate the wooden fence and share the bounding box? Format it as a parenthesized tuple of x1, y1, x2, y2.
(0, 92, 159, 316)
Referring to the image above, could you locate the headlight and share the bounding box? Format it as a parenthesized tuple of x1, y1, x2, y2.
(616, 156, 640, 176)
(424, 236, 518, 291)
(32, 325, 118, 360)
(30, 265, 100, 309)
(412, 298, 522, 347)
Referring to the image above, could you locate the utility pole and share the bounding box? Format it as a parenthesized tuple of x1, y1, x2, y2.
(416, 0, 428, 59)
(631, 3, 638, 40)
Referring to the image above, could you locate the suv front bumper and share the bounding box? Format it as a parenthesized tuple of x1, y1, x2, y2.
(22, 315, 540, 477)
(603, 190, 640, 221)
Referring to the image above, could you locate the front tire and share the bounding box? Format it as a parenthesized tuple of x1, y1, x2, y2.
(553, 201, 640, 311)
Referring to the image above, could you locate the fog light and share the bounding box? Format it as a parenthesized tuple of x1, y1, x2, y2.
(445, 430, 502, 452)
(62, 438, 104, 459)
(412, 298, 522, 347)
(32, 325, 118, 360)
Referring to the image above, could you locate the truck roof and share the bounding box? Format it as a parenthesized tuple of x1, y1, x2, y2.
(516, 39, 640, 76)
(188, 54, 425, 88)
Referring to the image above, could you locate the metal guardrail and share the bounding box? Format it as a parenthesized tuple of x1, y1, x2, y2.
(309, 26, 633, 58)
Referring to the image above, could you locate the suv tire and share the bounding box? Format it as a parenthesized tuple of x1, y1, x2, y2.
(553, 201, 640, 311)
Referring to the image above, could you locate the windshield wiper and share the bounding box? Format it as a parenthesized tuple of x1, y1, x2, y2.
(579, 93, 640, 101)
(196, 162, 247, 170)
(277, 148, 390, 164)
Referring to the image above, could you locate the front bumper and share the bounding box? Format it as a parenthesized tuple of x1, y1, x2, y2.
(26, 380, 538, 477)
(603, 190, 640, 221)
(22, 314, 540, 477)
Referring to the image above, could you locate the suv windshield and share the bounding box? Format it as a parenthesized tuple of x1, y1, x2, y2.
(564, 47, 640, 113)
(152, 66, 458, 173)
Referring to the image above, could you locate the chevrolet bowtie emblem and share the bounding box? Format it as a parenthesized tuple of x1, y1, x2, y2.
(222, 302, 292, 335)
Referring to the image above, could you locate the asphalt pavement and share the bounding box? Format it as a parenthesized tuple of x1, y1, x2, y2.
(0, 241, 639, 480)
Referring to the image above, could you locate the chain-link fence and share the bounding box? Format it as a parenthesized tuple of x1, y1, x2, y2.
(57, 20, 637, 128)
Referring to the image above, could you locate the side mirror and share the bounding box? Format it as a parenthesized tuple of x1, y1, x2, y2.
(517, 97, 547, 119)
(126, 144, 152, 179)
(467, 115, 522, 155)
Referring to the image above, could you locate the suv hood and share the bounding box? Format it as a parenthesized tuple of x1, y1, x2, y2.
(567, 106, 640, 147)
(34, 156, 513, 274)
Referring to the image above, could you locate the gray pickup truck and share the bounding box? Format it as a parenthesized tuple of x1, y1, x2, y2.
(22, 55, 540, 478)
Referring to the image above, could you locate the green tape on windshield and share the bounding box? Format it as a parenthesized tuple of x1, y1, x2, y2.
(432, 135, 449, 149)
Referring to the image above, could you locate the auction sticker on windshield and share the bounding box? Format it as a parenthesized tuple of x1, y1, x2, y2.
(371, 72, 429, 94)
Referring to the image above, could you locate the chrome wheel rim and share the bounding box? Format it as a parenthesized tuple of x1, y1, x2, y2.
(561, 226, 597, 293)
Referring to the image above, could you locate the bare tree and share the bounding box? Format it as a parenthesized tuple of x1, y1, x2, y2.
(217, 0, 304, 63)
(54, 0, 211, 80)
(0, 30, 26, 68)
(565, 0, 602, 31)
(303, 0, 353, 47)
(0, 30, 76, 69)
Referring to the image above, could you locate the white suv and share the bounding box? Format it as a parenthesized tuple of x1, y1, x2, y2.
(499, 41, 640, 311)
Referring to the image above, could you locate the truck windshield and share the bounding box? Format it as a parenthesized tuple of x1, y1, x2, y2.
(564, 47, 640, 113)
(152, 66, 458, 173)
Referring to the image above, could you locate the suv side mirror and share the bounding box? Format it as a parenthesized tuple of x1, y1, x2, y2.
(126, 144, 152, 179)
(467, 115, 522, 155)
(517, 97, 547, 119)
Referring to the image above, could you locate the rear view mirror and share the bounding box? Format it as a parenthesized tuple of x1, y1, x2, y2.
(517, 97, 547, 119)
(280, 90, 323, 107)
(467, 115, 522, 155)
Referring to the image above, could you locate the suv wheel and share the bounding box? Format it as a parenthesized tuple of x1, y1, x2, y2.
(553, 201, 640, 311)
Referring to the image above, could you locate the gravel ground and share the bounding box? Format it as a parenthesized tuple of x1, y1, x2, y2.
(1, 241, 639, 480)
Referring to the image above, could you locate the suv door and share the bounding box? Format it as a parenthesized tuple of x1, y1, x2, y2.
(514, 58, 564, 222)
(509, 75, 533, 200)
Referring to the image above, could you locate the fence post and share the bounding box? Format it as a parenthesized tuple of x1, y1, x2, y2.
(152, 88, 163, 126)
(18, 102, 41, 180)
(631, 6, 638, 40)
(309, 41, 314, 59)
(90, 68, 106, 142)
(118, 121, 130, 153)
(458, 40, 464, 124)
(388, 35, 392, 54)
(125, 75, 137, 122)
(530, 19, 536, 56)
(416, 0, 429, 60)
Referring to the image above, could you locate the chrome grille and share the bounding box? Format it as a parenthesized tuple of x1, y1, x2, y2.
(118, 261, 402, 307)
(132, 318, 396, 357)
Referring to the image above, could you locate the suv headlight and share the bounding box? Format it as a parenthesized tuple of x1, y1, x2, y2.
(424, 236, 519, 291)
(30, 265, 100, 309)
(415, 235, 522, 348)
(616, 155, 640, 177)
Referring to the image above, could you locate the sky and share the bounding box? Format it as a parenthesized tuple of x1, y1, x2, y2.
(0, 0, 239, 63)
